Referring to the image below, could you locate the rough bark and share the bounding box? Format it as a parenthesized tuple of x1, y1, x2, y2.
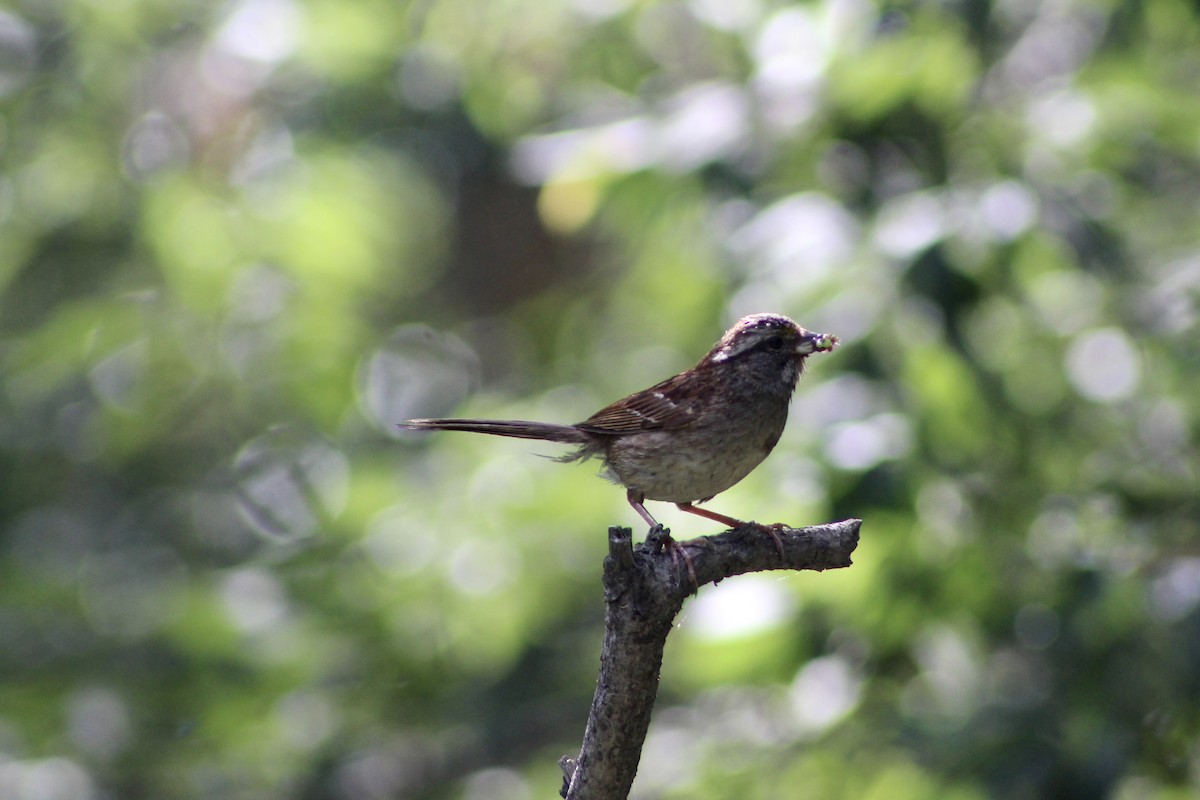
(560, 518, 862, 799)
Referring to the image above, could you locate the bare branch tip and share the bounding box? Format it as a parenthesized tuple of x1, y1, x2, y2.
(558, 756, 577, 798)
(607, 526, 636, 569)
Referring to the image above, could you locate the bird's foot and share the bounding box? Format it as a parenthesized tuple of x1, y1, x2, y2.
(747, 521, 788, 562)
(645, 523, 672, 551)
(647, 524, 698, 589)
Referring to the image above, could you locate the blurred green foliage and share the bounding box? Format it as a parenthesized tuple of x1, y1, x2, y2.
(1, 0, 1198, 798)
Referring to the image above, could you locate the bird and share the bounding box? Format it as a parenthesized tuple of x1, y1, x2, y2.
(400, 313, 837, 545)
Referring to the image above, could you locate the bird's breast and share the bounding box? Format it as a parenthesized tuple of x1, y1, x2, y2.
(602, 399, 789, 503)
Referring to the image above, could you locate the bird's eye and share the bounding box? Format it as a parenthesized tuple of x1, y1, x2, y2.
(766, 335, 784, 350)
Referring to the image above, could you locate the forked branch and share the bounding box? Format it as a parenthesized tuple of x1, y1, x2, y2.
(560, 518, 862, 800)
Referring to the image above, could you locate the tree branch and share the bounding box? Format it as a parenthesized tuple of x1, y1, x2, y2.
(560, 518, 862, 800)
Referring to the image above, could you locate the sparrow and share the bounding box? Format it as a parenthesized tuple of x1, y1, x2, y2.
(400, 313, 837, 542)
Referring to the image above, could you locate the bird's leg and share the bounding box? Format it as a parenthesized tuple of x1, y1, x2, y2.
(627, 488, 661, 530)
(675, 502, 786, 562)
(627, 489, 697, 587)
(674, 502, 746, 529)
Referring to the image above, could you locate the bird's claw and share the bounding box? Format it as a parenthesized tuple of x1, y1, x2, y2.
(749, 521, 788, 562)
(646, 524, 698, 590)
(645, 523, 672, 552)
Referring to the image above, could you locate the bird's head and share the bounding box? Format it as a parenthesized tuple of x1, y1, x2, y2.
(706, 313, 838, 393)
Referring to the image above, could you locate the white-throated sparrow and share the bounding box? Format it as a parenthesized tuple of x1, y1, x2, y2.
(401, 313, 837, 536)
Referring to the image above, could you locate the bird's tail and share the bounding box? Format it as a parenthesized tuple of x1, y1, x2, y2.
(399, 418, 591, 445)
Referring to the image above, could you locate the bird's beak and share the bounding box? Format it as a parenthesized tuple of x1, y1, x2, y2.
(797, 330, 839, 355)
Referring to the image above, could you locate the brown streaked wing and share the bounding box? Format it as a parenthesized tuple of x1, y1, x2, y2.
(573, 373, 701, 434)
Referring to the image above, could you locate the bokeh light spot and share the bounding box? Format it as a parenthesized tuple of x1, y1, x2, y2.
(0, 11, 35, 98)
(360, 325, 480, 432)
(234, 429, 350, 540)
(1149, 558, 1200, 622)
(686, 576, 793, 640)
(1064, 327, 1141, 403)
(220, 567, 289, 634)
(789, 655, 862, 733)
